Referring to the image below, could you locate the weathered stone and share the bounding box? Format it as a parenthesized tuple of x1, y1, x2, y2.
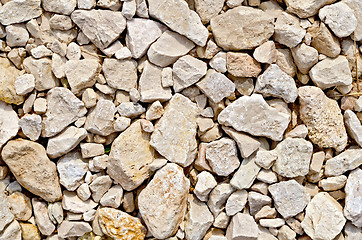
(209, 52, 227, 73)
(48, 202, 63, 225)
(150, 94, 198, 167)
(14, 74, 35, 96)
(275, 48, 297, 77)
(298, 86, 348, 151)
(344, 110, 362, 147)
(284, 0, 337, 18)
(0, 101, 19, 149)
(33, 98, 47, 115)
(6, 24, 29, 47)
(62, 191, 97, 213)
(194, 0, 224, 24)
(343, 0, 362, 41)
(84, 99, 115, 136)
(207, 183, 234, 216)
(308, 22, 341, 58)
(32, 199, 55, 236)
(19, 114, 40, 140)
(210, 6, 274, 50)
(57, 221, 92, 238)
(345, 168, 362, 227)
(230, 155, 261, 190)
(42, 87, 87, 138)
(319, 175, 347, 191)
(291, 43, 319, 75)
(226, 213, 259, 240)
(226, 52, 261, 78)
(325, 148, 362, 177)
(253, 41, 277, 64)
(0, 57, 24, 105)
(344, 221, 362, 240)
(117, 102, 145, 118)
(0, 187, 14, 232)
(138, 163, 190, 239)
(0, 0, 42, 25)
(274, 12, 306, 48)
(225, 190, 248, 216)
(102, 58, 138, 91)
(2, 139, 62, 202)
(194, 171, 217, 202)
(71, 10, 126, 49)
(89, 175, 112, 202)
(19, 223, 41, 240)
(99, 185, 123, 208)
(248, 191, 272, 216)
(301, 192, 346, 240)
(42, 0, 76, 15)
(148, 0, 208, 46)
(7, 192, 32, 221)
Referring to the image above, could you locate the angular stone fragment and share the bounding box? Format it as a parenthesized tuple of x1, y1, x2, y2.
(344, 110, 362, 147)
(42, 87, 87, 138)
(117, 102, 145, 118)
(285, 0, 337, 18)
(1, 139, 62, 202)
(7, 192, 32, 221)
(150, 94, 198, 167)
(42, 0, 76, 15)
(343, 0, 362, 41)
(89, 175, 112, 202)
(274, 12, 306, 48)
(301, 192, 346, 240)
(248, 191, 272, 216)
(291, 43, 319, 75)
(138, 163, 190, 239)
(0, 188, 14, 232)
(207, 183, 234, 216)
(32, 199, 55, 236)
(0, 0, 42, 25)
(6, 24, 29, 47)
(298, 86, 347, 151)
(62, 191, 97, 213)
(15, 74, 35, 96)
(210, 6, 274, 50)
(324, 148, 362, 176)
(344, 168, 362, 228)
(218, 94, 290, 141)
(194, 171, 217, 202)
(226, 52, 261, 78)
(84, 99, 115, 136)
(48, 202, 63, 225)
(196, 69, 235, 104)
(71, 10, 126, 49)
(148, 30, 195, 67)
(194, 0, 224, 24)
(102, 58, 138, 91)
(19, 114, 41, 141)
(98, 208, 146, 240)
(253, 41, 277, 64)
(19, 223, 40, 240)
(100, 185, 123, 208)
(226, 213, 259, 240)
(225, 190, 248, 216)
(0, 101, 19, 149)
(308, 22, 341, 58)
(255, 64, 298, 103)
(0, 57, 24, 105)
(148, 0, 208, 46)
(57, 221, 91, 238)
(230, 155, 261, 190)
(319, 175, 347, 191)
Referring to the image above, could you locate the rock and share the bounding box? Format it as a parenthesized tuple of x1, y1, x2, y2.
(57, 221, 92, 238)
(275, 48, 297, 77)
(344, 221, 362, 240)
(298, 86, 347, 151)
(23, 57, 59, 92)
(207, 183, 234, 216)
(71, 10, 126, 49)
(49, 15, 74, 31)
(269, 180, 310, 218)
(32, 199, 55, 236)
(33, 98, 47, 114)
(100, 185, 123, 208)
(147, 30, 195, 67)
(65, 59, 101, 94)
(146, 101, 164, 121)
(185, 195, 214, 240)
(218, 94, 290, 141)
(126, 18, 166, 59)
(194, 0, 224, 24)
(48, 202, 63, 225)
(102, 58, 138, 91)
(225, 190, 248, 216)
(42, 0, 76, 15)
(0, 57, 24, 105)
(210, 6, 274, 50)
(148, 0, 208, 46)
(344, 110, 362, 147)
(309, 56, 352, 90)
(117, 102, 145, 118)
(278, 225, 296, 240)
(272, 138, 313, 178)
(7, 192, 32, 221)
(194, 171, 217, 202)
(209, 52, 227, 73)
(196, 69, 235, 104)
(0, 101, 19, 149)
(319, 175, 347, 191)
(0, 220, 21, 240)
(42, 87, 87, 138)
(138, 163, 190, 239)
(19, 114, 41, 141)
(122, 0, 136, 19)
(173, 55, 207, 92)
(248, 191, 272, 216)
(319, 2, 357, 38)
(139, 62, 172, 102)
(1, 139, 62, 202)
(253, 41, 277, 64)
(84, 99, 116, 136)
(254, 150, 278, 169)
(274, 12, 306, 48)
(6, 24, 29, 47)
(284, 0, 337, 18)
(345, 169, 362, 227)
(80, 143, 104, 159)
(0, 188, 14, 232)
(259, 219, 285, 228)
(226, 52, 261, 78)
(291, 43, 319, 75)
(0, 0, 42, 25)
(62, 191, 97, 213)
(31, 45, 52, 59)
(308, 22, 341, 58)
(19, 223, 41, 240)
(230, 155, 261, 190)
(206, 138, 240, 176)
(325, 148, 362, 176)
(89, 175, 112, 202)
(301, 192, 346, 240)
(343, 0, 362, 41)
(14, 74, 35, 96)
(150, 94, 198, 167)
(226, 213, 259, 240)
(255, 64, 298, 103)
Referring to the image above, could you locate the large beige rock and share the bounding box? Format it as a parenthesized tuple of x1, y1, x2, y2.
(298, 86, 347, 151)
(108, 120, 156, 191)
(0, 0, 42, 25)
(0, 219, 21, 240)
(285, 0, 337, 18)
(42, 0, 76, 15)
(1, 139, 62, 202)
(324, 148, 362, 176)
(210, 6, 274, 50)
(0, 57, 24, 105)
(148, 0, 208, 46)
(150, 94, 198, 167)
(0, 101, 19, 149)
(274, 12, 306, 48)
(344, 168, 362, 228)
(343, 0, 362, 41)
(102, 58, 138, 91)
(138, 163, 190, 239)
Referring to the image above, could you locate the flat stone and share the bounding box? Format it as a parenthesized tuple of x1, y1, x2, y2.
(319, 175, 347, 191)
(150, 94, 198, 167)
(301, 192, 346, 240)
(325, 148, 362, 176)
(298, 86, 348, 151)
(209, 52, 227, 73)
(207, 183, 234, 216)
(196, 69, 235, 103)
(62, 191, 97, 213)
(210, 6, 274, 50)
(0, 0, 42, 25)
(147, 30, 195, 67)
(345, 168, 362, 227)
(42, 0, 76, 15)
(344, 110, 362, 147)
(71, 10, 126, 49)
(14, 74, 35, 96)
(308, 22, 341, 58)
(102, 58, 138, 91)
(0, 219, 21, 240)
(0, 101, 19, 149)
(284, 0, 337, 18)
(274, 12, 306, 48)
(7, 192, 32, 221)
(230, 154, 261, 190)
(194, 171, 217, 202)
(194, 0, 224, 24)
(291, 43, 319, 75)
(226, 52, 261, 78)
(138, 163, 190, 239)
(84, 99, 116, 136)
(255, 64, 298, 103)
(218, 94, 290, 141)
(0, 57, 24, 105)
(148, 0, 208, 46)
(42, 87, 87, 138)
(309, 56, 352, 90)
(57, 221, 92, 238)
(226, 213, 259, 240)
(259, 219, 285, 228)
(0, 187, 14, 232)
(343, 0, 362, 41)
(108, 120, 155, 191)
(1, 139, 62, 202)
(126, 18, 166, 59)
(225, 190, 248, 216)
(48, 202, 63, 225)
(32, 199, 55, 236)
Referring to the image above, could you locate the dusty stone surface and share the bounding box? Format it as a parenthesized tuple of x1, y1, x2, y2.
(0, 57, 24, 105)
(285, 0, 337, 18)
(102, 58, 138, 91)
(84, 99, 116, 136)
(226, 213, 259, 240)
(0, 0, 42, 26)
(0, 188, 14, 232)
(324, 148, 362, 176)
(226, 52, 261, 78)
(274, 12, 306, 48)
(344, 110, 362, 147)
(344, 168, 362, 228)
(0, 101, 19, 149)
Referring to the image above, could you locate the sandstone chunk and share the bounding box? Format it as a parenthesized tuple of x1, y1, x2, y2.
(138, 163, 190, 239)
(1, 139, 62, 202)
(298, 86, 347, 151)
(344, 110, 362, 147)
(218, 94, 290, 141)
(0, 57, 24, 105)
(7, 192, 32, 221)
(274, 12, 306, 48)
(285, 0, 337, 18)
(0, 101, 19, 149)
(150, 94, 198, 167)
(210, 6, 274, 50)
(226, 52, 261, 78)
(32, 199, 55, 235)
(84, 99, 116, 136)
(0, 0, 42, 25)
(148, 0, 208, 46)
(344, 168, 362, 227)
(308, 22, 341, 58)
(71, 10, 126, 49)
(102, 58, 138, 91)
(0, 188, 14, 232)
(324, 148, 362, 176)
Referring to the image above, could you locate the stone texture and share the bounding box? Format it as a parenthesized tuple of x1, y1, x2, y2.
(285, 0, 337, 18)
(0, 188, 14, 232)
(319, 175, 347, 191)
(148, 0, 209, 46)
(138, 163, 190, 239)
(274, 12, 306, 48)
(225, 190, 248, 216)
(343, 0, 362, 41)
(1, 139, 62, 202)
(0, 0, 42, 25)
(6, 24, 29, 47)
(194, 0, 224, 24)
(57, 221, 92, 238)
(14, 74, 35, 96)
(32, 199, 55, 236)
(0, 57, 24, 105)
(230, 155, 261, 190)
(298, 86, 348, 151)
(291, 43, 319, 75)
(19, 223, 40, 240)
(100, 185, 123, 208)
(102, 58, 138, 91)
(19, 114, 41, 141)
(344, 110, 362, 147)
(226, 213, 259, 240)
(0, 101, 19, 149)
(62, 191, 97, 213)
(150, 94, 198, 167)
(7, 192, 32, 221)
(89, 175, 112, 202)
(218, 94, 290, 141)
(253, 41, 277, 64)
(308, 22, 341, 58)
(226, 52, 261, 78)
(194, 171, 217, 202)
(210, 6, 274, 50)
(324, 148, 362, 177)
(108, 120, 155, 191)
(207, 183, 234, 216)
(84, 99, 116, 136)
(344, 168, 362, 227)
(42, 0, 76, 15)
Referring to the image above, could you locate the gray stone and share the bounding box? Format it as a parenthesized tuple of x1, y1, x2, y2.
(230, 155, 261, 190)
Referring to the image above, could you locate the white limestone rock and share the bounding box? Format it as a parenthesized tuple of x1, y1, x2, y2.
(284, 0, 337, 18)
(209, 52, 227, 73)
(42, 0, 76, 15)
(100, 185, 123, 208)
(32, 199, 55, 236)
(194, 0, 224, 24)
(57, 221, 92, 238)
(89, 175, 112, 202)
(14, 74, 35, 96)
(226, 213, 259, 240)
(344, 110, 362, 147)
(80, 143, 104, 158)
(0, 0, 42, 25)
(0, 220, 21, 240)
(319, 175, 347, 191)
(117, 102, 145, 118)
(325, 148, 362, 177)
(230, 155, 261, 190)
(207, 183, 234, 216)
(342, 0, 362, 41)
(194, 171, 217, 202)
(225, 190, 248, 216)
(0, 187, 14, 232)
(344, 168, 362, 228)
(0, 101, 19, 149)
(253, 41, 277, 64)
(274, 12, 306, 48)
(291, 43, 319, 75)
(62, 191, 97, 213)
(102, 58, 138, 91)
(84, 99, 116, 136)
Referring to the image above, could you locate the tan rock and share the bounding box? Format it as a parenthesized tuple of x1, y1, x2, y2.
(0, 57, 24, 105)
(19, 223, 41, 240)
(285, 0, 337, 18)
(308, 22, 341, 58)
(84, 99, 116, 136)
(7, 192, 32, 221)
(0, 0, 42, 25)
(253, 41, 277, 64)
(274, 12, 306, 48)
(194, 0, 224, 24)
(226, 52, 261, 78)
(102, 58, 138, 91)
(32, 199, 55, 236)
(324, 148, 362, 176)
(57, 221, 92, 238)
(0, 101, 19, 149)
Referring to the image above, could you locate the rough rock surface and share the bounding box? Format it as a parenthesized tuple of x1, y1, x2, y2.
(0, 58, 24, 105)
(0, 101, 19, 149)
(324, 148, 362, 176)
(344, 168, 362, 228)
(0, 0, 42, 25)
(285, 0, 337, 18)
